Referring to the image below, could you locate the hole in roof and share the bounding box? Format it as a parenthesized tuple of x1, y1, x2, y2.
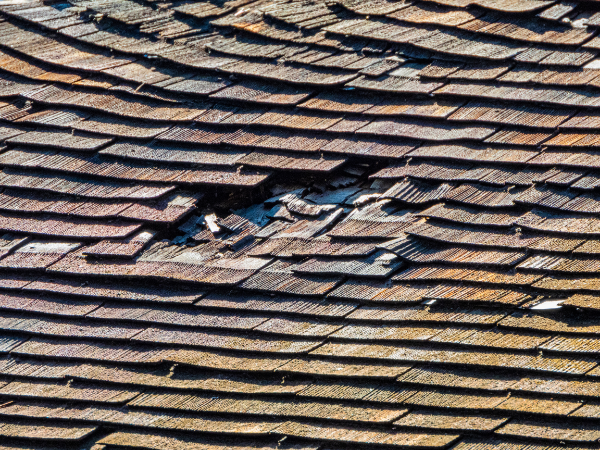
(530, 299, 565, 310)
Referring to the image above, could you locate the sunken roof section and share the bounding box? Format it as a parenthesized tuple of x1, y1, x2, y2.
(3, 0, 600, 448)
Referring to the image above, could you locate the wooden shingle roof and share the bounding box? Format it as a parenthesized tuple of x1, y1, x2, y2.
(1, 0, 600, 448)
